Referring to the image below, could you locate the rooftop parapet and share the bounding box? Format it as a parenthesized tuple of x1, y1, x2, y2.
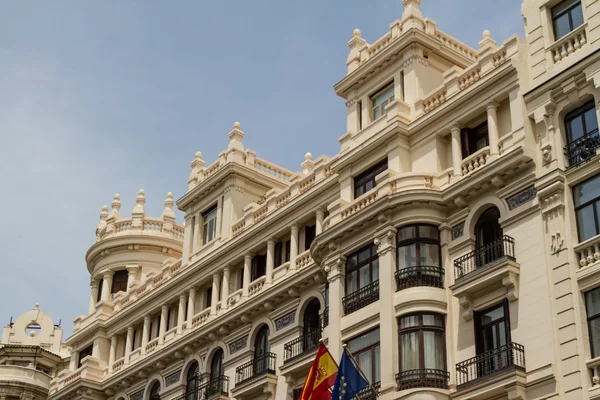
(95, 191, 184, 243)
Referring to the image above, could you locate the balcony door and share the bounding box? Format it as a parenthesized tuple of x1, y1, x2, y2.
(254, 325, 270, 375)
(475, 301, 511, 376)
(210, 349, 224, 381)
(475, 207, 503, 267)
(303, 299, 321, 351)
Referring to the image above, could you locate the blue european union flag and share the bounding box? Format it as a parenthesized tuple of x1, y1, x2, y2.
(331, 349, 369, 400)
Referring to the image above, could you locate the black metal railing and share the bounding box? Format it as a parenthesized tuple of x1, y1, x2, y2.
(454, 235, 515, 280)
(456, 342, 525, 387)
(395, 369, 449, 390)
(395, 265, 444, 291)
(284, 329, 322, 363)
(351, 381, 380, 400)
(174, 375, 230, 400)
(565, 129, 600, 167)
(235, 352, 276, 385)
(321, 307, 329, 328)
(343, 280, 379, 315)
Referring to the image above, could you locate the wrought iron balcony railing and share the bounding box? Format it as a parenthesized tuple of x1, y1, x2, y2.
(456, 342, 525, 387)
(565, 129, 600, 168)
(343, 280, 379, 315)
(395, 369, 449, 390)
(235, 352, 276, 386)
(321, 306, 329, 328)
(284, 329, 321, 363)
(173, 375, 229, 400)
(395, 265, 444, 291)
(454, 236, 515, 280)
(351, 381, 380, 400)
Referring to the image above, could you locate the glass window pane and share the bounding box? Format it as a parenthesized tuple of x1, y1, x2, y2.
(358, 351, 373, 383)
(347, 271, 358, 294)
(422, 314, 444, 327)
(398, 244, 417, 268)
(423, 331, 445, 369)
(420, 243, 440, 266)
(576, 205, 597, 241)
(359, 248, 371, 263)
(359, 265, 370, 288)
(571, 4, 584, 29)
(418, 225, 439, 240)
(585, 108, 599, 134)
(586, 288, 600, 316)
(481, 306, 504, 324)
(348, 255, 357, 270)
(374, 344, 381, 382)
(400, 332, 420, 370)
(373, 107, 381, 120)
(590, 317, 600, 358)
(347, 329, 380, 353)
(372, 259, 379, 282)
(399, 226, 416, 241)
(574, 176, 600, 206)
(400, 315, 419, 329)
(554, 14, 572, 39)
(373, 86, 394, 106)
(569, 115, 585, 142)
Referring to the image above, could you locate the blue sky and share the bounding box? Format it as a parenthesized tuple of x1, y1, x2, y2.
(0, 0, 524, 336)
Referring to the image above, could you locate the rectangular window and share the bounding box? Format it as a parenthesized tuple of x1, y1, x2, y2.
(474, 300, 510, 355)
(552, 0, 584, 40)
(77, 345, 93, 368)
(564, 100, 599, 167)
(573, 174, 600, 242)
(354, 159, 388, 198)
(305, 224, 316, 251)
(371, 83, 395, 120)
(206, 287, 213, 308)
(202, 205, 218, 245)
(357, 100, 363, 130)
(398, 314, 445, 372)
(461, 122, 489, 158)
(285, 239, 291, 263)
(346, 328, 380, 385)
(251, 254, 267, 281)
(274, 241, 283, 267)
(111, 270, 129, 294)
(586, 287, 600, 358)
(346, 244, 379, 294)
(96, 279, 103, 302)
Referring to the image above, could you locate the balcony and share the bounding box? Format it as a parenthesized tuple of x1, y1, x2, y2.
(232, 353, 277, 400)
(284, 329, 321, 363)
(343, 280, 379, 315)
(351, 381, 380, 400)
(450, 236, 519, 319)
(565, 129, 600, 168)
(321, 306, 329, 328)
(395, 369, 449, 390)
(235, 353, 277, 386)
(395, 265, 444, 291)
(456, 343, 525, 388)
(174, 375, 230, 400)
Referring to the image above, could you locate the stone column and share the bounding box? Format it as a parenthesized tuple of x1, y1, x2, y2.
(124, 326, 134, 364)
(266, 239, 275, 286)
(141, 316, 151, 355)
(316, 209, 325, 235)
(69, 351, 78, 371)
(242, 254, 252, 298)
(290, 224, 299, 269)
(177, 294, 186, 334)
(126, 265, 140, 292)
(324, 255, 346, 361)
(375, 228, 398, 394)
(222, 268, 230, 309)
(211, 274, 220, 316)
(108, 336, 117, 372)
(187, 288, 196, 323)
(101, 271, 114, 302)
(159, 305, 168, 344)
(89, 280, 100, 315)
(487, 101, 500, 159)
(451, 124, 463, 179)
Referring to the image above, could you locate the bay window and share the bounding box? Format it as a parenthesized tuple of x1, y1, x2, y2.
(347, 328, 380, 386)
(344, 244, 379, 314)
(354, 159, 388, 198)
(396, 225, 443, 290)
(371, 83, 395, 120)
(202, 205, 218, 245)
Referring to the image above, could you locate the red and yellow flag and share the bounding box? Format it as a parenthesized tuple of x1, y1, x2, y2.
(298, 342, 338, 400)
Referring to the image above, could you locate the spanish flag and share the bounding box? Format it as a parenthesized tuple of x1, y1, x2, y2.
(298, 342, 338, 400)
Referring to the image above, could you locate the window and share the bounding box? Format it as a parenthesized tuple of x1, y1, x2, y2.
(552, 0, 584, 40)
(371, 83, 395, 120)
(186, 361, 199, 400)
(285, 239, 291, 263)
(354, 159, 388, 198)
(303, 299, 321, 352)
(25, 323, 42, 337)
(210, 349, 225, 380)
(357, 100, 363, 130)
(346, 244, 379, 295)
(77, 345, 93, 368)
(347, 328, 380, 385)
(305, 224, 316, 250)
(251, 254, 267, 281)
(475, 301, 510, 355)
(202, 206, 218, 245)
(586, 287, 600, 358)
(96, 279, 103, 302)
(398, 314, 446, 389)
(565, 101, 599, 167)
(574, 174, 600, 242)
(149, 381, 161, 400)
(111, 270, 128, 294)
(206, 287, 213, 308)
(396, 225, 443, 290)
(254, 325, 271, 375)
(461, 122, 489, 158)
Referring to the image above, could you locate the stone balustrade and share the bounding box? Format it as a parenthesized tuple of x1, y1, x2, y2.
(112, 358, 125, 372)
(420, 87, 447, 114)
(192, 308, 211, 329)
(461, 147, 491, 176)
(588, 356, 600, 389)
(164, 327, 177, 342)
(145, 338, 159, 354)
(130, 348, 141, 362)
(458, 66, 481, 90)
(0, 365, 52, 389)
(368, 32, 393, 57)
(227, 289, 243, 307)
(549, 23, 587, 64)
(341, 191, 379, 221)
(254, 157, 294, 182)
(296, 250, 313, 269)
(575, 234, 600, 268)
(434, 30, 478, 61)
(99, 217, 184, 241)
(248, 276, 266, 297)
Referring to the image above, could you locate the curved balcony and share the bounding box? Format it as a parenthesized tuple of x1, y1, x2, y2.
(395, 265, 444, 291)
(395, 369, 449, 390)
(343, 280, 379, 315)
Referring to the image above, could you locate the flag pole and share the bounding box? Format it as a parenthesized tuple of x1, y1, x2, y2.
(342, 344, 379, 399)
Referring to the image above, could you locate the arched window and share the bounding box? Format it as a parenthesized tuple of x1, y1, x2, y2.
(475, 207, 503, 266)
(396, 225, 442, 290)
(149, 381, 161, 400)
(186, 361, 199, 400)
(210, 349, 224, 381)
(564, 100, 599, 167)
(253, 325, 271, 375)
(303, 299, 321, 351)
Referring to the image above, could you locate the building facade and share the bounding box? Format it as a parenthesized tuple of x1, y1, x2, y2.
(42, 0, 600, 399)
(1, 305, 69, 400)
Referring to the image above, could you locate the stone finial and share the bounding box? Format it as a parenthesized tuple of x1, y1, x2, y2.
(133, 189, 146, 215)
(111, 194, 121, 213)
(99, 205, 109, 222)
(96, 205, 109, 239)
(301, 152, 315, 175)
(305, 152, 313, 161)
(188, 152, 206, 189)
(162, 192, 176, 221)
(478, 29, 497, 49)
(229, 122, 244, 145)
(34, 303, 40, 310)
(352, 29, 362, 38)
(347, 28, 368, 73)
(402, 0, 422, 20)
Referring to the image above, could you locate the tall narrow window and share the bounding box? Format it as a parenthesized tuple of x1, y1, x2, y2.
(371, 83, 395, 120)
(474, 300, 512, 377)
(396, 225, 442, 290)
(111, 270, 129, 294)
(461, 122, 489, 158)
(274, 241, 283, 267)
(210, 349, 225, 380)
(254, 325, 271, 375)
(202, 205, 218, 245)
(149, 381, 161, 400)
(564, 100, 599, 167)
(574, 174, 600, 242)
(305, 224, 316, 251)
(285, 239, 291, 263)
(354, 159, 388, 198)
(346, 328, 380, 385)
(206, 287, 213, 308)
(251, 254, 267, 281)
(586, 287, 600, 358)
(186, 361, 199, 400)
(97, 279, 103, 302)
(77, 345, 93, 368)
(552, 0, 584, 40)
(357, 100, 363, 130)
(344, 244, 379, 314)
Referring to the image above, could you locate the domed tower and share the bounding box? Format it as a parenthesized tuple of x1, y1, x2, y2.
(81, 190, 184, 321)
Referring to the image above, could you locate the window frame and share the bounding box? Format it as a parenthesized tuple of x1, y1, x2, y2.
(111, 270, 128, 294)
(346, 328, 380, 385)
(251, 254, 267, 281)
(77, 344, 93, 369)
(353, 159, 388, 199)
(345, 243, 379, 295)
(565, 100, 598, 144)
(398, 313, 446, 373)
(551, 0, 584, 40)
(202, 205, 218, 246)
(371, 82, 395, 120)
(573, 174, 600, 242)
(396, 224, 441, 269)
(461, 122, 489, 159)
(474, 299, 511, 355)
(586, 287, 600, 358)
(305, 224, 316, 251)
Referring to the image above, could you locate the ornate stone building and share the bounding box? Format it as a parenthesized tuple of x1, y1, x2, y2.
(0, 305, 69, 400)
(41, 0, 600, 399)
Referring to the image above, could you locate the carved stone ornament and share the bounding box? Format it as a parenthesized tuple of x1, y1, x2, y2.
(506, 186, 537, 210)
(131, 391, 144, 400)
(229, 336, 247, 354)
(452, 223, 464, 240)
(275, 311, 296, 330)
(165, 370, 181, 387)
(541, 143, 552, 164)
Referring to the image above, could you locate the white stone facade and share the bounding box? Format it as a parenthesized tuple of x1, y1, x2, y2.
(34, 0, 600, 400)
